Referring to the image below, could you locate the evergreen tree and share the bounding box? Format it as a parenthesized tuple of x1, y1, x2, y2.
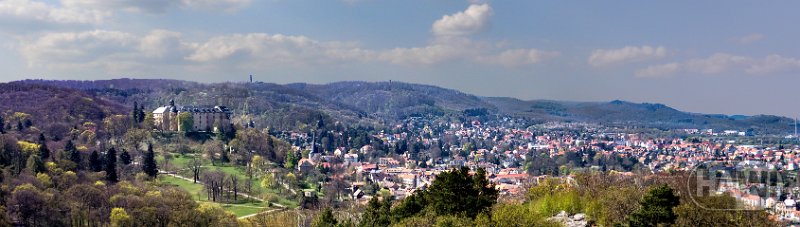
(89, 151, 102, 172)
(312, 207, 338, 227)
(0, 116, 4, 133)
(424, 167, 497, 218)
(37, 133, 49, 161)
(629, 184, 680, 227)
(360, 196, 391, 227)
(25, 155, 45, 174)
(105, 148, 118, 182)
(142, 144, 158, 178)
(137, 103, 146, 123)
(132, 102, 140, 124)
(66, 140, 81, 168)
(119, 150, 131, 165)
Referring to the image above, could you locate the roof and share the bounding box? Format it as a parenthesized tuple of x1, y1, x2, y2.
(153, 107, 168, 114)
(152, 105, 231, 114)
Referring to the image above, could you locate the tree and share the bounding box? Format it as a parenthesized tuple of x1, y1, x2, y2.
(66, 140, 81, 168)
(106, 147, 118, 183)
(110, 207, 132, 227)
(673, 195, 777, 227)
(312, 207, 338, 227)
(89, 151, 103, 172)
(628, 184, 680, 227)
(142, 144, 158, 178)
(360, 196, 391, 227)
(188, 157, 202, 183)
(119, 150, 132, 165)
(424, 167, 497, 218)
(132, 102, 140, 125)
(177, 112, 193, 132)
(26, 154, 46, 174)
(38, 133, 50, 161)
(8, 184, 49, 226)
(143, 112, 155, 130)
(260, 173, 276, 189)
(285, 151, 298, 169)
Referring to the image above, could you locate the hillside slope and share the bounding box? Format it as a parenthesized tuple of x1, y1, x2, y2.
(15, 79, 795, 133)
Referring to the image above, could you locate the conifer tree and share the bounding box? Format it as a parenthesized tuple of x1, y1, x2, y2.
(89, 151, 102, 172)
(66, 140, 81, 168)
(142, 144, 158, 178)
(132, 102, 140, 124)
(119, 150, 131, 165)
(105, 148, 118, 182)
(37, 133, 49, 161)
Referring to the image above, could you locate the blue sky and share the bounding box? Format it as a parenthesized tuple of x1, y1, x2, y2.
(1, 0, 798, 117)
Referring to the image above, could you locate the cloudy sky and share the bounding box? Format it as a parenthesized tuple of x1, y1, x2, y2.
(1, 0, 798, 117)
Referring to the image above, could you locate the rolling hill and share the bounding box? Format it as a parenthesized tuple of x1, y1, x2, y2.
(12, 79, 796, 134)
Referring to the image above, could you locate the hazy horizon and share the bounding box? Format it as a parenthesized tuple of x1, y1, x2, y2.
(1, 0, 798, 117)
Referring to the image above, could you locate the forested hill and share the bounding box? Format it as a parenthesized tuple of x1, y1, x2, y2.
(0, 82, 126, 141)
(287, 81, 495, 119)
(14, 79, 795, 133)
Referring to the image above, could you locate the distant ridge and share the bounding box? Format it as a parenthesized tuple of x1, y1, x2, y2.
(12, 79, 795, 134)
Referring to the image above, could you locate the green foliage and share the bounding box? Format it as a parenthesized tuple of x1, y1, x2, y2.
(391, 193, 426, 222)
(584, 186, 642, 227)
(110, 208, 132, 227)
(673, 195, 778, 227)
(434, 215, 474, 227)
(119, 150, 131, 165)
(285, 151, 298, 169)
(489, 203, 557, 227)
(312, 207, 339, 227)
(628, 184, 680, 227)
(38, 133, 49, 160)
(530, 190, 584, 216)
(142, 145, 158, 178)
(89, 151, 102, 172)
(25, 154, 46, 174)
(424, 167, 497, 218)
(106, 148, 118, 183)
(177, 112, 194, 132)
(360, 196, 392, 227)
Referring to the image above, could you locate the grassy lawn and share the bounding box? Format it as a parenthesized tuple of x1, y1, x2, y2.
(217, 204, 266, 217)
(160, 175, 271, 217)
(157, 153, 300, 208)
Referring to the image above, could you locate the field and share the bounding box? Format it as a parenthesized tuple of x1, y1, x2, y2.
(160, 174, 271, 217)
(158, 153, 299, 208)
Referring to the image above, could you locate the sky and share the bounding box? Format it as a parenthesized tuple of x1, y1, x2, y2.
(0, 0, 798, 117)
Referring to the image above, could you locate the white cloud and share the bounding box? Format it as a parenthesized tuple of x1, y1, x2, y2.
(635, 63, 679, 78)
(16, 28, 557, 75)
(588, 45, 666, 67)
(732, 33, 765, 44)
(185, 33, 372, 68)
(61, 0, 250, 14)
(683, 53, 749, 74)
(376, 44, 467, 65)
(180, 0, 251, 12)
(0, 0, 108, 24)
(635, 53, 800, 77)
(432, 4, 492, 38)
(476, 49, 560, 66)
(746, 54, 800, 74)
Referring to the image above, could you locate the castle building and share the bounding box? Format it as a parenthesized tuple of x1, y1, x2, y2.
(152, 100, 232, 132)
